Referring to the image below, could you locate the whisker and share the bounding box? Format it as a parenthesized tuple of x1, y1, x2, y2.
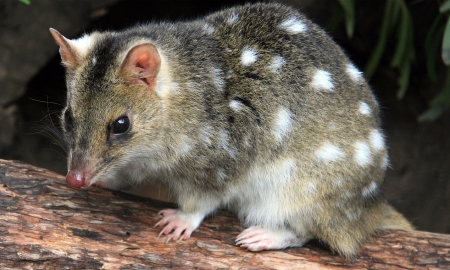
(28, 97, 64, 107)
(26, 99, 68, 154)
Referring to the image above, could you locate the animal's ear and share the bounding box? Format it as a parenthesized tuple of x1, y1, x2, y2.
(49, 28, 81, 72)
(120, 43, 161, 91)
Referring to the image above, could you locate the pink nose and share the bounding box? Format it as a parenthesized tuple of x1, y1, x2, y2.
(66, 171, 87, 189)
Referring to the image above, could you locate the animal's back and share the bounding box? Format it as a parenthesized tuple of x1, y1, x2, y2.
(200, 3, 411, 256)
(142, 3, 412, 256)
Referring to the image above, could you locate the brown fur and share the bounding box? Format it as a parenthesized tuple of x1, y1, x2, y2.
(51, 3, 412, 257)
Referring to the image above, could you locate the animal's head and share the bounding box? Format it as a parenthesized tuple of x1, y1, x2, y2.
(50, 28, 170, 190)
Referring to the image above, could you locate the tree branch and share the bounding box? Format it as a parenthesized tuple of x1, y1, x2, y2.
(0, 159, 449, 269)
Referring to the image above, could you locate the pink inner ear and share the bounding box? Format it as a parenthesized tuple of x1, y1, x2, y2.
(136, 51, 151, 69)
(121, 43, 161, 91)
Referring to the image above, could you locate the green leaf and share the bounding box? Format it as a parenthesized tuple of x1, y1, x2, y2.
(425, 14, 444, 54)
(396, 59, 411, 99)
(344, 13, 355, 38)
(391, 0, 413, 68)
(439, 0, 450, 13)
(383, 0, 415, 99)
(18, 0, 30, 5)
(419, 67, 450, 121)
(430, 84, 450, 108)
(365, 0, 400, 78)
(337, 0, 355, 38)
(326, 3, 345, 32)
(418, 106, 446, 121)
(442, 16, 450, 65)
(337, 0, 354, 15)
(425, 14, 445, 82)
(426, 27, 444, 82)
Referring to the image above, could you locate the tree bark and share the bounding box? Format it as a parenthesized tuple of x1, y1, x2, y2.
(0, 159, 449, 269)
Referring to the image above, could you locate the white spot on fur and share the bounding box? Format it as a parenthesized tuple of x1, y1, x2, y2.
(347, 207, 362, 221)
(334, 201, 346, 210)
(370, 129, 385, 151)
(244, 137, 251, 147)
(272, 107, 294, 142)
(342, 190, 354, 199)
(329, 122, 338, 130)
(359, 102, 371, 115)
(304, 182, 317, 196)
(219, 130, 229, 150)
(218, 130, 236, 158)
(269, 55, 285, 73)
(218, 168, 227, 183)
(170, 82, 180, 95)
(241, 47, 258, 66)
(275, 159, 296, 184)
(199, 125, 213, 146)
(228, 146, 237, 159)
(227, 13, 239, 24)
(91, 56, 97, 66)
(381, 153, 389, 168)
(315, 142, 345, 163)
(186, 81, 197, 92)
(69, 78, 77, 90)
(203, 23, 214, 34)
(346, 63, 362, 82)
(356, 207, 362, 217)
(279, 16, 307, 34)
(347, 211, 357, 221)
(229, 100, 242, 112)
(311, 69, 334, 91)
(362, 181, 378, 197)
(212, 67, 225, 90)
(176, 136, 192, 157)
(354, 141, 371, 166)
(70, 34, 94, 57)
(333, 177, 344, 188)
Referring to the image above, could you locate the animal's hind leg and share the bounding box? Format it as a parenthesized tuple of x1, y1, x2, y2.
(311, 204, 383, 257)
(235, 226, 310, 251)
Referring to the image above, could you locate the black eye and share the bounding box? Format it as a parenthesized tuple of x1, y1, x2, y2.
(112, 116, 131, 134)
(64, 109, 73, 131)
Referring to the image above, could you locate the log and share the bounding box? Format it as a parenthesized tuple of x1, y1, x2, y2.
(0, 159, 449, 269)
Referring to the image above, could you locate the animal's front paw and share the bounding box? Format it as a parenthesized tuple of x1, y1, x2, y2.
(154, 208, 203, 242)
(236, 226, 308, 251)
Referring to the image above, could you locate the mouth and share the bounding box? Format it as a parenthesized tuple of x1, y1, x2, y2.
(92, 180, 108, 188)
(65, 166, 114, 191)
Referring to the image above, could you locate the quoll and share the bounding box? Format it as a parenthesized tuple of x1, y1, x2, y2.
(50, 2, 412, 257)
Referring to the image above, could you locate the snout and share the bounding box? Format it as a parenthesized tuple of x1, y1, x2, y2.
(66, 170, 89, 189)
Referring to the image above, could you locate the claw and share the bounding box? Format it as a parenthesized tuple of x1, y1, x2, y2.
(154, 208, 203, 244)
(157, 209, 177, 217)
(236, 226, 308, 251)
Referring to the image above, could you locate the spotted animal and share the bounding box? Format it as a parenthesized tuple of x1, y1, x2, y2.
(50, 2, 413, 257)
